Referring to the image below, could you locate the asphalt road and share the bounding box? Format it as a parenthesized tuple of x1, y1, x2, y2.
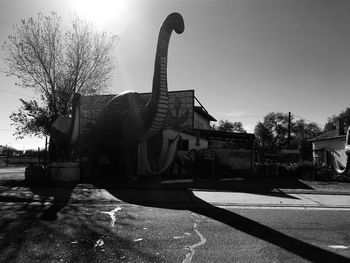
(1, 168, 350, 262)
(1, 198, 350, 262)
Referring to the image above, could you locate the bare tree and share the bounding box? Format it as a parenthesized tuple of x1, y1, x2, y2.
(2, 12, 117, 138)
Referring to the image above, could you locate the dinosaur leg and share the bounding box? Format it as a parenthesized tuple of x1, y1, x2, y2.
(146, 131, 164, 173)
(87, 144, 102, 179)
(120, 121, 139, 180)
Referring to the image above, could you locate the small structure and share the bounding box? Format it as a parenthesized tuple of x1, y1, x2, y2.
(195, 129, 255, 171)
(308, 118, 347, 167)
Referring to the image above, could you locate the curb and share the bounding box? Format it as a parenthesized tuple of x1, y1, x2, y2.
(2, 183, 350, 196)
(3, 199, 350, 210)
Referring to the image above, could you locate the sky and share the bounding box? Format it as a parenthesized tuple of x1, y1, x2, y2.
(0, 0, 350, 150)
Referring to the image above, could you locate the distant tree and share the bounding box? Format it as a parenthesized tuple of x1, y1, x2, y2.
(291, 119, 322, 146)
(324, 115, 338, 132)
(291, 119, 322, 160)
(0, 145, 19, 156)
(215, 120, 247, 133)
(254, 112, 290, 152)
(255, 113, 322, 157)
(2, 12, 117, 138)
(324, 108, 350, 132)
(254, 121, 272, 151)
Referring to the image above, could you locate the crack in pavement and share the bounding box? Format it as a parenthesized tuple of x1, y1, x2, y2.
(100, 207, 122, 227)
(182, 222, 206, 263)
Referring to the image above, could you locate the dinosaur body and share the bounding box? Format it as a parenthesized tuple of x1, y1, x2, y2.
(87, 13, 185, 178)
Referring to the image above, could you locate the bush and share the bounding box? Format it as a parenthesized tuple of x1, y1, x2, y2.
(254, 161, 336, 181)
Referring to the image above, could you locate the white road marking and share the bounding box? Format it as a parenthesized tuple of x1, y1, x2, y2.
(219, 205, 350, 211)
(182, 223, 206, 263)
(328, 245, 349, 249)
(100, 207, 121, 227)
(133, 238, 143, 242)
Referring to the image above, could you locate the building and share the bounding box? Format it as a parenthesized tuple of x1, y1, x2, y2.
(308, 119, 347, 167)
(136, 90, 255, 176)
(79, 90, 255, 177)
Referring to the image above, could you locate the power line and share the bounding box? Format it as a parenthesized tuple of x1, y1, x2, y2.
(215, 115, 265, 119)
(293, 114, 325, 127)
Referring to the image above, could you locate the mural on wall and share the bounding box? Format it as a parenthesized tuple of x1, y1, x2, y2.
(80, 91, 194, 137)
(79, 95, 114, 135)
(139, 90, 194, 132)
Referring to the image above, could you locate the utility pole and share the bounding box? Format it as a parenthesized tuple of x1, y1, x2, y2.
(44, 137, 48, 165)
(288, 112, 291, 149)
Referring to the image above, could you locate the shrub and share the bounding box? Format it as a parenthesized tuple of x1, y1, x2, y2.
(254, 161, 336, 181)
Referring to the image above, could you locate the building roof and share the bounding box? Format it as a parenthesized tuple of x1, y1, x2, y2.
(308, 128, 346, 142)
(193, 128, 255, 141)
(194, 106, 217, 122)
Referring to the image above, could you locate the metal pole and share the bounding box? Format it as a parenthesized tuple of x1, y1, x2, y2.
(288, 112, 291, 149)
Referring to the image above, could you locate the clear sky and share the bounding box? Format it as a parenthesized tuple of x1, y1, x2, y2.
(0, 0, 350, 150)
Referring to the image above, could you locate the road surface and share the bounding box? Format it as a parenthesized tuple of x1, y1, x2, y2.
(1, 167, 350, 262)
(1, 185, 350, 262)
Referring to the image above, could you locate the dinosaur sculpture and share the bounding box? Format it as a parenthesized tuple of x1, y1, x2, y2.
(331, 126, 350, 175)
(87, 13, 185, 178)
(50, 93, 81, 161)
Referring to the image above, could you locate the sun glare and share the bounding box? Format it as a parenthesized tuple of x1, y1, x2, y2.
(71, 0, 129, 27)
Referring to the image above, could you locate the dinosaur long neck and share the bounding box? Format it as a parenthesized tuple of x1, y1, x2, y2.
(145, 13, 184, 140)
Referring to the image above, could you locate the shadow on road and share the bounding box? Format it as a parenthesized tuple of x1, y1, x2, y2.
(1, 174, 347, 262)
(0, 182, 159, 263)
(96, 183, 349, 263)
(29, 183, 77, 221)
